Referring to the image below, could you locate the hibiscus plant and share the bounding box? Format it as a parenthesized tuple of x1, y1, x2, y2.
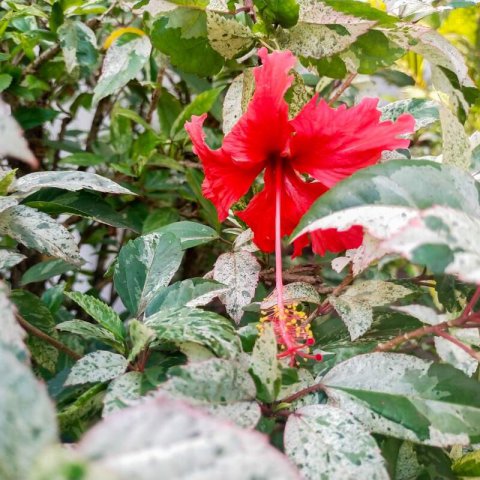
(1, 1, 480, 479)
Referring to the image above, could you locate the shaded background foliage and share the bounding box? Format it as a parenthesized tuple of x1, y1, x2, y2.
(2, 0, 480, 479)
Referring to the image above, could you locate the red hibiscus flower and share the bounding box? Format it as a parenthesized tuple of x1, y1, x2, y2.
(185, 47, 414, 364)
(185, 47, 414, 257)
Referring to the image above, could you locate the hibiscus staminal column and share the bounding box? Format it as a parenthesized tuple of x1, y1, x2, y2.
(270, 157, 322, 366)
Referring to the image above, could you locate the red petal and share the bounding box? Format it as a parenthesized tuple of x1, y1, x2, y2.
(237, 163, 327, 252)
(185, 114, 262, 221)
(289, 97, 415, 187)
(310, 225, 363, 256)
(222, 48, 296, 166)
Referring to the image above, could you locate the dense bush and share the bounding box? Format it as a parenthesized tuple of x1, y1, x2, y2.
(1, 0, 480, 478)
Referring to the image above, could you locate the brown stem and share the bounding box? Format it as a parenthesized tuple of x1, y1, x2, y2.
(328, 73, 357, 106)
(146, 67, 166, 124)
(277, 383, 326, 405)
(17, 315, 82, 361)
(86, 97, 111, 152)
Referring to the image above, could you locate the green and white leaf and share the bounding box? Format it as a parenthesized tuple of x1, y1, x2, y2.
(0, 249, 25, 273)
(78, 397, 299, 480)
(322, 352, 480, 447)
(145, 307, 241, 359)
(213, 251, 261, 323)
(0, 343, 57, 480)
(58, 20, 98, 74)
(0, 281, 27, 358)
(261, 282, 321, 309)
(439, 103, 471, 170)
(434, 335, 478, 377)
(103, 371, 143, 417)
(65, 351, 129, 386)
(145, 278, 227, 315)
(154, 220, 218, 249)
(222, 70, 254, 134)
(380, 98, 439, 130)
(249, 324, 281, 403)
(0, 205, 83, 266)
(12, 171, 133, 196)
(0, 99, 37, 168)
(93, 35, 152, 105)
(20, 259, 74, 286)
(114, 232, 184, 315)
(158, 357, 260, 428)
(67, 291, 125, 343)
(206, 11, 254, 59)
(329, 280, 412, 340)
(285, 404, 389, 480)
(127, 319, 155, 362)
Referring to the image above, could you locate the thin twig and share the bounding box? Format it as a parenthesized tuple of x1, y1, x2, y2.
(17, 314, 82, 361)
(277, 383, 326, 405)
(328, 73, 357, 106)
(146, 66, 166, 124)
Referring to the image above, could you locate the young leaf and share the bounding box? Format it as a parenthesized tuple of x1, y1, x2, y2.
(127, 319, 155, 362)
(145, 307, 241, 358)
(249, 324, 281, 403)
(93, 36, 152, 105)
(285, 404, 389, 480)
(0, 343, 57, 480)
(67, 292, 125, 343)
(213, 251, 261, 323)
(65, 351, 129, 386)
(78, 397, 299, 479)
(114, 232, 184, 315)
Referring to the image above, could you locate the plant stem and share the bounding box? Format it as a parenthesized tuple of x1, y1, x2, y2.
(17, 315, 82, 361)
(277, 383, 326, 405)
(328, 73, 357, 106)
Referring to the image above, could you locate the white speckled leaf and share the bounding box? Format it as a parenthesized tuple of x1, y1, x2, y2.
(103, 372, 143, 417)
(114, 232, 184, 315)
(0, 205, 83, 266)
(285, 404, 389, 480)
(250, 324, 281, 403)
(381, 98, 439, 130)
(206, 11, 254, 59)
(434, 336, 478, 377)
(0, 197, 18, 214)
(12, 171, 133, 196)
(222, 70, 254, 134)
(394, 442, 423, 480)
(329, 280, 412, 340)
(0, 99, 38, 168)
(0, 281, 27, 358)
(93, 36, 152, 105)
(145, 307, 241, 359)
(384, 206, 480, 284)
(440, 104, 471, 170)
(323, 352, 480, 447)
(0, 343, 57, 480)
(234, 228, 258, 253)
(213, 251, 260, 323)
(78, 397, 300, 480)
(65, 351, 129, 386)
(0, 249, 25, 272)
(158, 357, 260, 428)
(261, 282, 321, 310)
(384, 0, 440, 19)
(393, 304, 447, 325)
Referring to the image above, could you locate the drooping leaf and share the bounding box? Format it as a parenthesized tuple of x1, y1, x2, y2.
(145, 307, 241, 358)
(213, 251, 261, 323)
(0, 205, 83, 265)
(12, 171, 133, 196)
(113, 232, 184, 315)
(0, 343, 57, 480)
(285, 404, 389, 480)
(65, 351, 129, 386)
